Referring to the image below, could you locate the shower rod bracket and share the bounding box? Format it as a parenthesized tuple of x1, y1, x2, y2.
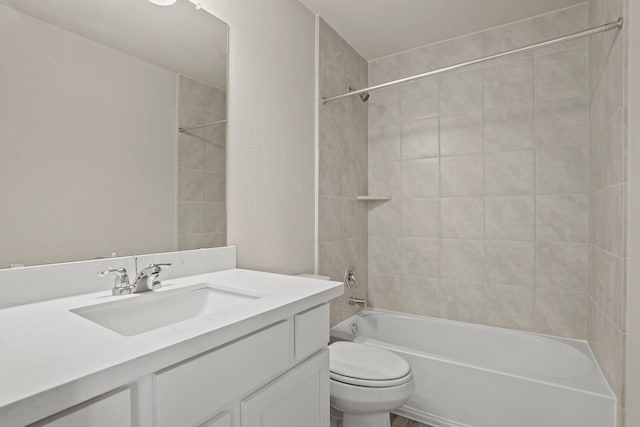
(322, 17, 624, 104)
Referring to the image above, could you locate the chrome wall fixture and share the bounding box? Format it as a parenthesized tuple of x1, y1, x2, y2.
(323, 18, 623, 104)
(178, 119, 227, 133)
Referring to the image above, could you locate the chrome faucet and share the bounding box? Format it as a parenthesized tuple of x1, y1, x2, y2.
(98, 263, 171, 295)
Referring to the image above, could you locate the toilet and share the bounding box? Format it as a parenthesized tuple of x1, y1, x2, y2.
(329, 341, 415, 427)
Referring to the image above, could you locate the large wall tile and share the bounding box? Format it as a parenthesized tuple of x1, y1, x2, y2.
(400, 78, 439, 121)
(318, 196, 342, 243)
(485, 240, 535, 287)
(369, 88, 399, 127)
(440, 239, 484, 282)
(440, 112, 484, 156)
(536, 146, 588, 194)
(401, 277, 441, 317)
(537, 194, 589, 242)
(319, 106, 343, 153)
(536, 241, 588, 292)
(534, 289, 586, 338)
(484, 57, 534, 110)
(400, 117, 439, 160)
(401, 238, 440, 278)
(368, 200, 401, 237)
(484, 106, 534, 152)
(401, 158, 440, 198)
(484, 284, 535, 330)
(369, 161, 401, 197)
(402, 198, 440, 238)
(369, 124, 400, 163)
(440, 154, 484, 196)
(590, 246, 626, 331)
(485, 196, 535, 240)
(440, 280, 485, 324)
(536, 97, 588, 148)
(441, 197, 484, 239)
(369, 237, 401, 275)
(440, 69, 482, 115)
(485, 150, 534, 195)
(319, 149, 342, 196)
(535, 47, 587, 103)
(178, 169, 206, 202)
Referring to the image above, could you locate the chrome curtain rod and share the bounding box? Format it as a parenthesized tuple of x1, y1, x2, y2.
(179, 119, 227, 133)
(323, 17, 623, 104)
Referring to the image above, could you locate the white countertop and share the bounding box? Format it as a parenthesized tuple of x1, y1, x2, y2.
(0, 269, 343, 426)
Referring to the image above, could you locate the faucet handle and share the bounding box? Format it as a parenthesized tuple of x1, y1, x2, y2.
(136, 263, 172, 291)
(139, 263, 172, 275)
(98, 267, 129, 281)
(98, 267, 132, 295)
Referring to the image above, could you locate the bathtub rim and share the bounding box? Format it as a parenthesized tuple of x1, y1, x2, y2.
(331, 308, 616, 401)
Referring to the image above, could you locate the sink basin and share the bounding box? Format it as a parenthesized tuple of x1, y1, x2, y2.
(71, 284, 260, 336)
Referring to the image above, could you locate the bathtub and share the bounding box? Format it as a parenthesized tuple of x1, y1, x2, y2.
(331, 309, 616, 427)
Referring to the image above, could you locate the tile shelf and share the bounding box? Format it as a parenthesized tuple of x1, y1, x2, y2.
(356, 196, 392, 201)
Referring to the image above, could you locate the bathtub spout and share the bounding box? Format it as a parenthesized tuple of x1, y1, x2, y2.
(348, 297, 367, 309)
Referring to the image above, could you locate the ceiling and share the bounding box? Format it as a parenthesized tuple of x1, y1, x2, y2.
(299, 0, 584, 60)
(3, 0, 228, 89)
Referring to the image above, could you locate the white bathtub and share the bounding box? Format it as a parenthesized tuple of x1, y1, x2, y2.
(331, 309, 616, 427)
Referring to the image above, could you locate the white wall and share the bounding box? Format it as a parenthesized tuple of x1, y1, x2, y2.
(198, 0, 316, 274)
(0, 5, 177, 267)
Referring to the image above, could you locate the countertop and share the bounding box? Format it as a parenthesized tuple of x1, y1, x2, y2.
(0, 269, 343, 426)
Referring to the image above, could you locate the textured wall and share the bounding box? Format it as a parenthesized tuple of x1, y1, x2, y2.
(199, 0, 316, 274)
(586, 0, 628, 424)
(367, 4, 591, 338)
(317, 19, 369, 326)
(177, 75, 227, 250)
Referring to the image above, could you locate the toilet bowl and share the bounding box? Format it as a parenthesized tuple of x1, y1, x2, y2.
(329, 341, 415, 427)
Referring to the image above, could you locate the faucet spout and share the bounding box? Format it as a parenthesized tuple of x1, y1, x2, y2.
(348, 297, 367, 309)
(132, 263, 171, 293)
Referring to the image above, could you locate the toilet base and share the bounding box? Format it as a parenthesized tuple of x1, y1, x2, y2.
(342, 411, 390, 427)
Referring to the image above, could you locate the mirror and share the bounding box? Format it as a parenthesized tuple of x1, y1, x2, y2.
(0, 0, 228, 267)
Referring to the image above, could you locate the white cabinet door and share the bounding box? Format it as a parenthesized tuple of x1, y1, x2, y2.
(241, 350, 329, 427)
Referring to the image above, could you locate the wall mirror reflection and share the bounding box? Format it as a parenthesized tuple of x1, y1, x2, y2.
(0, 0, 228, 268)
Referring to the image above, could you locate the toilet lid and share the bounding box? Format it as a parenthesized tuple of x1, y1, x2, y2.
(329, 342, 411, 385)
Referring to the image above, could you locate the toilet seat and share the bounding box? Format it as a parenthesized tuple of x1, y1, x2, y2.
(330, 370, 413, 388)
(329, 342, 412, 388)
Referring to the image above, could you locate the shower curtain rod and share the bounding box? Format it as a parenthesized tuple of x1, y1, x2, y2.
(322, 17, 623, 104)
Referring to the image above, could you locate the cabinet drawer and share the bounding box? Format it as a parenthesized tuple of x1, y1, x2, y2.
(154, 321, 290, 427)
(200, 411, 231, 427)
(294, 304, 329, 361)
(30, 388, 131, 427)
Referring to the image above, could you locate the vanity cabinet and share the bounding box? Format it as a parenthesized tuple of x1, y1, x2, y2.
(241, 350, 329, 427)
(154, 321, 291, 427)
(27, 304, 331, 427)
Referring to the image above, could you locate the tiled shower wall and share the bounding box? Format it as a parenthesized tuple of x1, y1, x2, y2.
(177, 75, 227, 250)
(317, 19, 369, 326)
(367, 4, 591, 338)
(587, 0, 628, 423)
